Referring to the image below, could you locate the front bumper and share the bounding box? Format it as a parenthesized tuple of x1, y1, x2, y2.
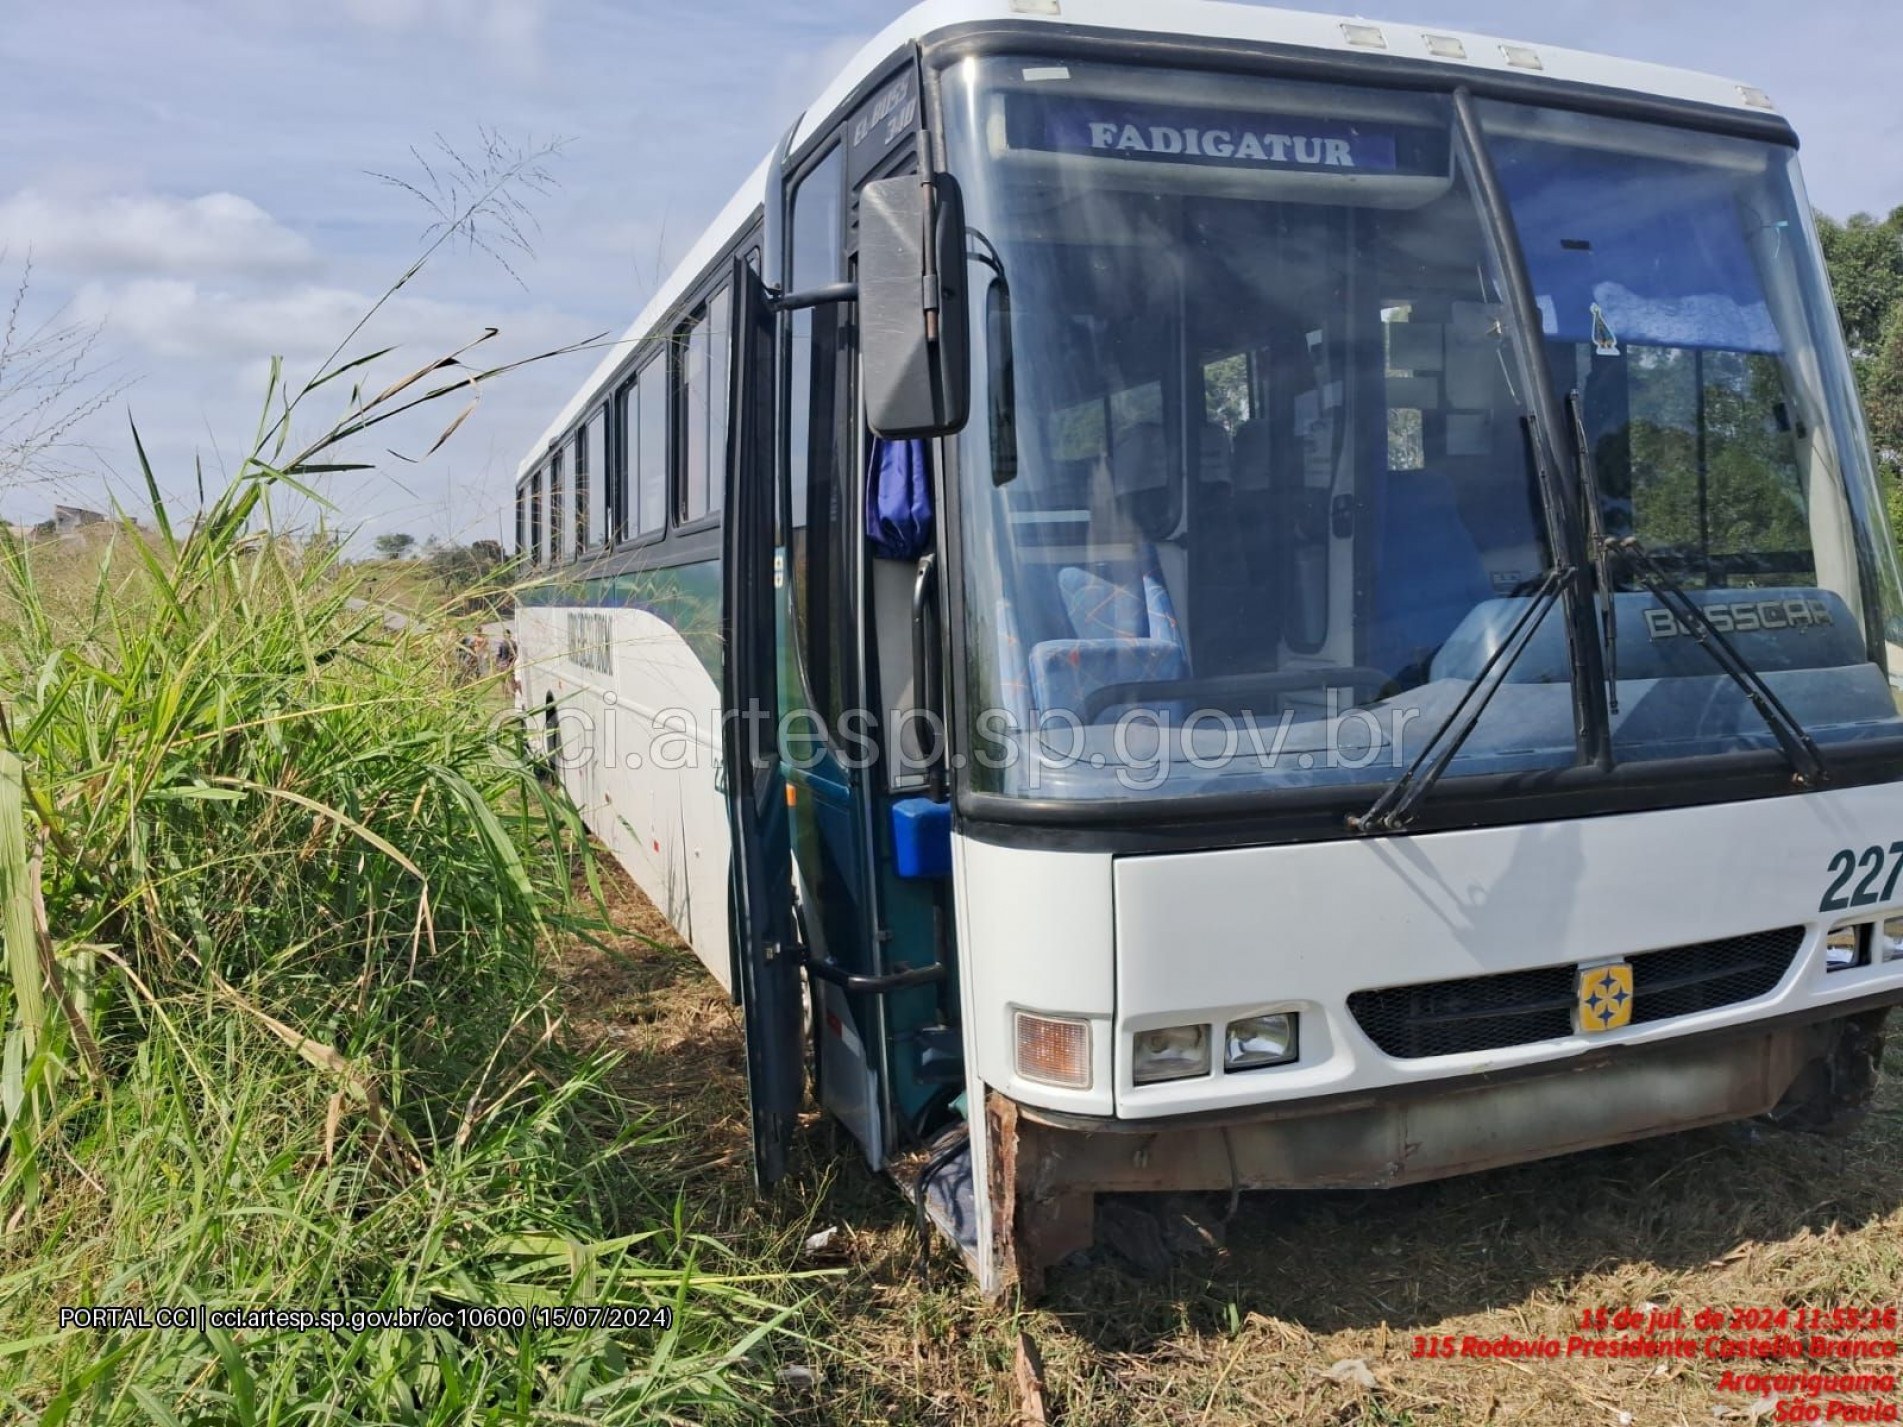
(984, 991, 1896, 1298)
(1107, 783, 1903, 1118)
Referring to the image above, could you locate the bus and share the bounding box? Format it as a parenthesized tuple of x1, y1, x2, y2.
(512, 0, 1903, 1298)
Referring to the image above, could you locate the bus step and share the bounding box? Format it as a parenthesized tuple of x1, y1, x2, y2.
(919, 1142, 980, 1270)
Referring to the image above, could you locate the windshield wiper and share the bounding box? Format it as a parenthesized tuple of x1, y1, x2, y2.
(1607, 536, 1828, 787)
(1568, 388, 1822, 788)
(1566, 391, 1620, 715)
(1350, 564, 1568, 834)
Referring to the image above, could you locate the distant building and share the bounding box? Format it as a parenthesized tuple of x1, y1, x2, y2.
(53, 505, 106, 533)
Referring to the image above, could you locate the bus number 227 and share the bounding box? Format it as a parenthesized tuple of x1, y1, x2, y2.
(1819, 842, 1903, 912)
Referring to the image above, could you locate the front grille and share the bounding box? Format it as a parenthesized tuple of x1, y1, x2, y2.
(1347, 926, 1805, 1060)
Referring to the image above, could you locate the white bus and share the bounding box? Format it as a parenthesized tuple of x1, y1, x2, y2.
(514, 0, 1903, 1297)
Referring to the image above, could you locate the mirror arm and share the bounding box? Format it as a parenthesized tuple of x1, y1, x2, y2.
(917, 130, 940, 343)
(770, 281, 858, 314)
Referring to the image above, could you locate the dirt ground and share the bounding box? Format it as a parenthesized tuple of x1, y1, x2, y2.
(555, 856, 1903, 1426)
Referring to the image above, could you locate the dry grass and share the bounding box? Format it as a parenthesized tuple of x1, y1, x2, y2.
(560, 858, 1903, 1426)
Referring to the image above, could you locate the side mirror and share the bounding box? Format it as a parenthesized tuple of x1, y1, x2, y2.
(859, 173, 970, 438)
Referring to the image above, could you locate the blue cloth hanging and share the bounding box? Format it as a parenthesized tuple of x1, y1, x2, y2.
(1492, 138, 1784, 355)
(865, 437, 933, 560)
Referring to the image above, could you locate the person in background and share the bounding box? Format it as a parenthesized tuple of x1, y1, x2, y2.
(495, 630, 517, 673)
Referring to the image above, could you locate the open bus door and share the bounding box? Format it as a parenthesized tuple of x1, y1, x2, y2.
(724, 253, 803, 1189)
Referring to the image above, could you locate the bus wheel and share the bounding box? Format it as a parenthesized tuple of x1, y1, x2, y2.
(1764, 1009, 1889, 1137)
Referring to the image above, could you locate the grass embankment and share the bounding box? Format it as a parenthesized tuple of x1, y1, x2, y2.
(0, 480, 806, 1423)
(566, 864, 1903, 1426)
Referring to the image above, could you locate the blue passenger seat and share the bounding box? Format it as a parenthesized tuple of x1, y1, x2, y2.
(1022, 420, 1192, 722)
(1027, 547, 1189, 722)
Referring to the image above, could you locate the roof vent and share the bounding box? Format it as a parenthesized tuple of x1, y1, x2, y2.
(1500, 44, 1543, 70)
(1341, 22, 1386, 49)
(1422, 34, 1467, 60)
(1738, 85, 1776, 110)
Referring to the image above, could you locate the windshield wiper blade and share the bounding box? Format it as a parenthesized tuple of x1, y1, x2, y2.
(1350, 564, 1569, 835)
(1609, 536, 1828, 787)
(1566, 390, 1620, 715)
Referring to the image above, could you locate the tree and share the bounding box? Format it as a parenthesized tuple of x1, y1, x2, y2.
(1862, 304, 1903, 484)
(425, 538, 512, 617)
(425, 538, 502, 591)
(1816, 209, 1903, 367)
(374, 531, 417, 559)
(1819, 209, 1903, 536)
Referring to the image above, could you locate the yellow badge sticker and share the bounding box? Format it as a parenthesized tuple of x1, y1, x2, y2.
(1576, 962, 1634, 1033)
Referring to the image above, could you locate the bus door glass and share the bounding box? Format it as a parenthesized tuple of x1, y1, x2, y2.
(852, 128, 965, 1161)
(785, 141, 894, 1166)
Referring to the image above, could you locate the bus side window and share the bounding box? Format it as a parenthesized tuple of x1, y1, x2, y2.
(529, 465, 544, 566)
(616, 360, 668, 542)
(637, 359, 668, 537)
(583, 408, 606, 551)
(572, 423, 589, 552)
(785, 145, 853, 733)
(706, 284, 731, 519)
(674, 284, 732, 525)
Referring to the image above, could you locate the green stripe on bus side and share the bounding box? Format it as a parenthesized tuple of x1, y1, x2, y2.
(518, 558, 723, 682)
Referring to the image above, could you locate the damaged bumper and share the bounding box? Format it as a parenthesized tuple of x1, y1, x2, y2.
(985, 997, 1897, 1297)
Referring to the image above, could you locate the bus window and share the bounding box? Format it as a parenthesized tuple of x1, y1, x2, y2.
(947, 67, 1562, 796)
(528, 466, 543, 566)
(1383, 308, 1429, 474)
(583, 409, 606, 551)
(1619, 348, 1813, 583)
(615, 379, 635, 541)
(615, 365, 667, 541)
(1202, 352, 1253, 436)
(706, 284, 730, 519)
(608, 385, 629, 544)
(515, 480, 529, 562)
(786, 146, 852, 731)
(571, 425, 589, 552)
(1484, 99, 1902, 766)
(637, 361, 668, 536)
(677, 300, 719, 523)
(549, 447, 569, 561)
(671, 284, 731, 526)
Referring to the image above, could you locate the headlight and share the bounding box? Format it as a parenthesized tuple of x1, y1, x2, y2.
(1826, 924, 1869, 971)
(1225, 1013, 1299, 1070)
(1014, 1011, 1091, 1089)
(1132, 1024, 1210, 1084)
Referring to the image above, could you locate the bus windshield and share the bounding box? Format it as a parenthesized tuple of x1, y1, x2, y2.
(941, 57, 1903, 805)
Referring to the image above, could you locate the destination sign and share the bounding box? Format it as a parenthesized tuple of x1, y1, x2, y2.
(1004, 96, 1449, 176)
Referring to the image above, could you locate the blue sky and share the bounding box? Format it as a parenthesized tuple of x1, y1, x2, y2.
(3, 0, 1900, 547)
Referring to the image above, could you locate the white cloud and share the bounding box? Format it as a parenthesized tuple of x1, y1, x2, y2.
(69, 276, 593, 376)
(331, 0, 548, 70)
(0, 189, 317, 279)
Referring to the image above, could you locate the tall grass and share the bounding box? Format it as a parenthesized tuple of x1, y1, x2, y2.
(0, 261, 803, 1418)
